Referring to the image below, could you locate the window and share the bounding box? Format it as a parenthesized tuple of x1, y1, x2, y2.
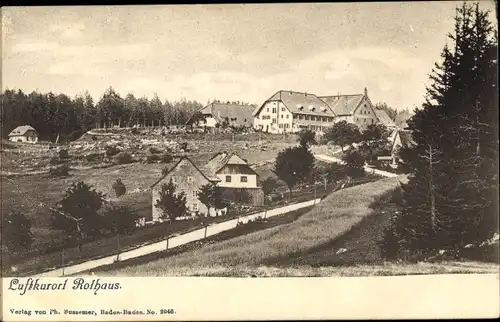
(192, 190, 197, 197)
(281, 107, 285, 111)
(267, 108, 269, 112)
(272, 108, 277, 113)
(281, 114, 283, 118)
(192, 203, 199, 211)
(279, 124, 283, 128)
(187, 176, 193, 183)
(364, 118, 366, 122)
(371, 119, 374, 124)
(368, 111, 370, 114)
(286, 114, 289, 119)
(226, 176, 231, 182)
(272, 118, 277, 124)
(241, 176, 248, 183)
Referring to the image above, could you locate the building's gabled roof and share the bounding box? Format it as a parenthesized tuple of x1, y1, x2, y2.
(398, 130, 415, 147)
(8, 125, 39, 137)
(318, 94, 365, 116)
(373, 109, 396, 127)
(200, 103, 255, 126)
(255, 90, 336, 117)
(391, 130, 415, 152)
(203, 152, 257, 177)
(150, 156, 215, 188)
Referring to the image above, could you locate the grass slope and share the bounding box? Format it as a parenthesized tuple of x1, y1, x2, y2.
(107, 175, 408, 276)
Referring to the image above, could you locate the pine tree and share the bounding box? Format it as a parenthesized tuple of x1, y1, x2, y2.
(385, 2, 498, 260)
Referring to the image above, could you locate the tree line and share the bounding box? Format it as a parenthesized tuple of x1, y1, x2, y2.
(1, 87, 206, 142)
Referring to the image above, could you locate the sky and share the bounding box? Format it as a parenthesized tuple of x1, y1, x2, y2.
(2, 2, 497, 110)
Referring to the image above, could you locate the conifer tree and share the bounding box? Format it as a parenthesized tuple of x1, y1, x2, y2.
(384, 2, 498, 260)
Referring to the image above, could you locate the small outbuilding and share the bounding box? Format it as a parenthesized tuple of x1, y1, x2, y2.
(8, 125, 39, 144)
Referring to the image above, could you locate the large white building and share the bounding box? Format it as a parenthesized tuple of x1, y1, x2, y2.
(253, 88, 384, 134)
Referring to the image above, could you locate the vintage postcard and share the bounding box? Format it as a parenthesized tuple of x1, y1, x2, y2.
(1, 2, 499, 321)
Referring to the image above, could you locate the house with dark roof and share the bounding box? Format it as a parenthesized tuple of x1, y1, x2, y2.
(253, 88, 380, 134)
(377, 129, 416, 167)
(197, 102, 255, 129)
(150, 152, 263, 223)
(8, 125, 39, 144)
(373, 109, 396, 129)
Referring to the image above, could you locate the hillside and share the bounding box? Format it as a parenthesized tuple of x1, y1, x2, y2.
(106, 175, 409, 276)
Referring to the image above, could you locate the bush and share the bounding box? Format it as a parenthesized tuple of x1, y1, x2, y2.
(130, 128, 139, 135)
(161, 166, 170, 176)
(49, 156, 61, 165)
(342, 147, 366, 178)
(112, 179, 126, 197)
(179, 142, 188, 151)
(106, 146, 121, 158)
(49, 164, 70, 177)
(91, 135, 98, 141)
(58, 149, 69, 160)
(86, 153, 103, 163)
(114, 152, 133, 165)
(146, 154, 162, 163)
(149, 147, 162, 154)
(161, 154, 173, 163)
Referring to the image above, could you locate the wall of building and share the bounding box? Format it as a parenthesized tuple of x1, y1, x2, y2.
(352, 97, 378, 129)
(202, 114, 219, 128)
(216, 173, 258, 188)
(9, 132, 38, 144)
(151, 158, 212, 222)
(254, 100, 279, 133)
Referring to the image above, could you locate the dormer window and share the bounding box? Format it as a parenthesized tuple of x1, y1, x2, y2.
(308, 105, 315, 111)
(297, 104, 304, 110)
(322, 107, 328, 112)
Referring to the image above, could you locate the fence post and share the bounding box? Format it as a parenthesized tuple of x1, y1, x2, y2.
(166, 237, 169, 250)
(204, 225, 208, 238)
(61, 248, 65, 277)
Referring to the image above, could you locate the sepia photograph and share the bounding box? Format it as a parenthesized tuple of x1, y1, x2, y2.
(1, 0, 498, 286)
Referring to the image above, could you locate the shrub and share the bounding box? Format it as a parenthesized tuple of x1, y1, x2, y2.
(161, 166, 170, 176)
(342, 147, 366, 178)
(106, 146, 121, 158)
(161, 154, 173, 163)
(146, 154, 162, 163)
(86, 153, 103, 163)
(91, 135, 98, 141)
(179, 142, 188, 151)
(114, 152, 133, 165)
(149, 147, 162, 154)
(58, 149, 69, 160)
(49, 164, 70, 177)
(112, 179, 126, 197)
(49, 156, 61, 165)
(130, 128, 139, 135)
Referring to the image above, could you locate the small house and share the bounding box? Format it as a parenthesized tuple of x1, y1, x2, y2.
(150, 152, 264, 223)
(8, 125, 39, 144)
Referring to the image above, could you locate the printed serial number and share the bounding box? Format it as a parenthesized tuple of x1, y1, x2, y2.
(160, 309, 175, 314)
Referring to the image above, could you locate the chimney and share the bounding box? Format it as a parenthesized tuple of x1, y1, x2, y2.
(305, 92, 308, 97)
(364, 87, 368, 96)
